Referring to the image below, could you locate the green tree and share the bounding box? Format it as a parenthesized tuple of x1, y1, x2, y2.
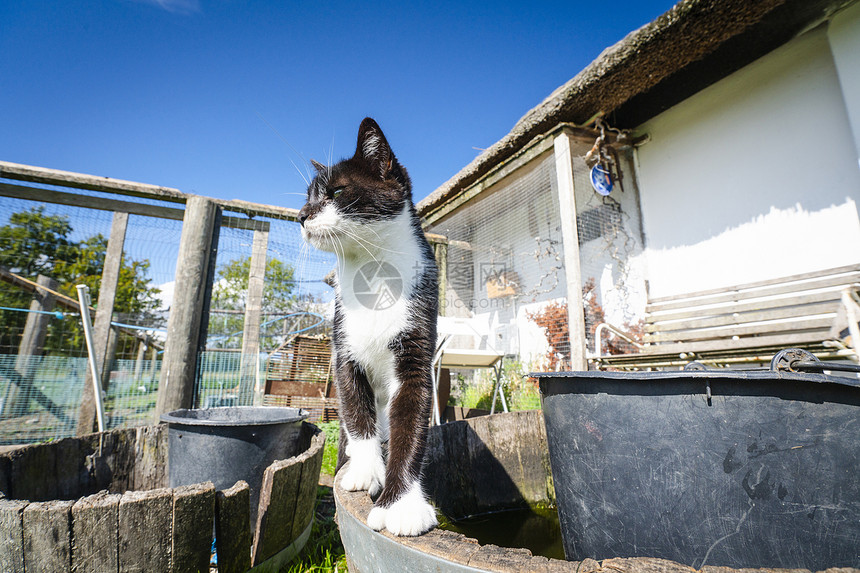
(0, 207, 161, 356)
(209, 257, 297, 349)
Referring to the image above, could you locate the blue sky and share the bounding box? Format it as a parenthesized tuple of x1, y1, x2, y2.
(0, 0, 677, 211)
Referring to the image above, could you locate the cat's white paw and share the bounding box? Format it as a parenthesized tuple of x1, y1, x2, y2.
(340, 438, 385, 496)
(366, 506, 387, 531)
(374, 484, 438, 536)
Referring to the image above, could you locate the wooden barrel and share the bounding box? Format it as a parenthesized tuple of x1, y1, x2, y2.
(0, 421, 324, 573)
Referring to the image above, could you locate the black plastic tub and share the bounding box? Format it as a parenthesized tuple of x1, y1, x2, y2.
(535, 365, 860, 570)
(160, 406, 308, 523)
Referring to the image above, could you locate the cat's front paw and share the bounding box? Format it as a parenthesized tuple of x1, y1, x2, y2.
(340, 455, 385, 497)
(367, 485, 438, 536)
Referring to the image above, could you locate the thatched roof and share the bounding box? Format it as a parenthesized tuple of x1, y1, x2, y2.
(418, 0, 856, 220)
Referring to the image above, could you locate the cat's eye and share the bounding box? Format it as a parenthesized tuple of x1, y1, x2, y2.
(331, 187, 346, 199)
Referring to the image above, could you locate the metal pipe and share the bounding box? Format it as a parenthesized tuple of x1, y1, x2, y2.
(77, 285, 106, 433)
(593, 322, 645, 357)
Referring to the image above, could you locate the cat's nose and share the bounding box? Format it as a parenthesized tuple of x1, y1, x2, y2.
(298, 205, 310, 226)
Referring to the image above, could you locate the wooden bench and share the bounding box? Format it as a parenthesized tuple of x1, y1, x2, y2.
(590, 264, 860, 370)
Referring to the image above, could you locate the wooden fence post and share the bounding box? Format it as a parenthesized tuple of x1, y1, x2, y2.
(1, 274, 59, 419)
(239, 226, 269, 405)
(77, 211, 129, 434)
(156, 196, 219, 417)
(553, 130, 588, 371)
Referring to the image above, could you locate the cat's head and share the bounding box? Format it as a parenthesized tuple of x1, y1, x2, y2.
(299, 118, 412, 255)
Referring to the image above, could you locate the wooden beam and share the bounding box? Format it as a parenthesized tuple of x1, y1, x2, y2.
(553, 130, 588, 370)
(77, 211, 129, 435)
(0, 161, 299, 222)
(239, 227, 269, 404)
(0, 160, 185, 202)
(0, 182, 269, 230)
(156, 197, 219, 416)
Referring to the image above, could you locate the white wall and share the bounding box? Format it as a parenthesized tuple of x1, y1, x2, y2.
(634, 25, 860, 297)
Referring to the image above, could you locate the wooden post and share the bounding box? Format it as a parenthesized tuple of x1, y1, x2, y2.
(2, 274, 59, 419)
(239, 227, 269, 405)
(133, 337, 147, 382)
(156, 196, 219, 417)
(77, 211, 129, 435)
(432, 238, 448, 316)
(553, 130, 588, 370)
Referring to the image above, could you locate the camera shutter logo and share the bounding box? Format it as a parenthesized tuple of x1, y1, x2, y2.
(353, 261, 403, 310)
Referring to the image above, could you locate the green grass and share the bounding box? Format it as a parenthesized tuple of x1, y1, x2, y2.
(316, 421, 340, 477)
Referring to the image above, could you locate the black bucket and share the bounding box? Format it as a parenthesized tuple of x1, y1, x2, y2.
(160, 406, 308, 523)
(535, 361, 860, 570)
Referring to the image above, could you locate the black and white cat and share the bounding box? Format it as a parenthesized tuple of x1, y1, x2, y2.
(298, 118, 438, 536)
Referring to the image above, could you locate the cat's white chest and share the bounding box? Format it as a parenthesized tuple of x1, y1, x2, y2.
(335, 207, 423, 376)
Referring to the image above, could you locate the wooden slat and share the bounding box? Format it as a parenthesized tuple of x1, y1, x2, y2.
(23, 500, 73, 573)
(648, 263, 860, 304)
(72, 492, 121, 573)
(215, 481, 252, 573)
(648, 274, 860, 313)
(634, 330, 830, 357)
(118, 488, 172, 573)
(252, 457, 302, 565)
(172, 482, 215, 573)
(645, 317, 834, 343)
(649, 290, 846, 323)
(290, 428, 325, 541)
(644, 301, 840, 333)
(0, 499, 27, 572)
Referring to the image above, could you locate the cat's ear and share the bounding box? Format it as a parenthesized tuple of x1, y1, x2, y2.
(310, 159, 327, 173)
(355, 117, 393, 178)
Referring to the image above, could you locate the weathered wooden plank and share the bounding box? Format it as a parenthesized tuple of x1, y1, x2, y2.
(648, 290, 846, 323)
(78, 211, 129, 435)
(645, 317, 834, 343)
(486, 413, 529, 509)
(172, 482, 215, 573)
(467, 543, 535, 573)
(648, 263, 860, 304)
(0, 160, 186, 201)
(156, 196, 219, 416)
(554, 132, 588, 370)
(131, 424, 168, 491)
(238, 227, 269, 403)
(118, 488, 172, 573)
(645, 301, 841, 333)
(512, 410, 553, 505)
(252, 457, 302, 565)
(0, 454, 10, 497)
(648, 274, 860, 313)
(8, 441, 57, 501)
(465, 414, 524, 513)
(215, 480, 251, 573)
(54, 437, 83, 500)
(290, 430, 325, 541)
(71, 491, 120, 573)
(634, 330, 831, 357)
(23, 499, 74, 573)
(0, 499, 27, 572)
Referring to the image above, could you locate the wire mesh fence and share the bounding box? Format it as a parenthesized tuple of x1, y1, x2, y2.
(0, 174, 335, 444)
